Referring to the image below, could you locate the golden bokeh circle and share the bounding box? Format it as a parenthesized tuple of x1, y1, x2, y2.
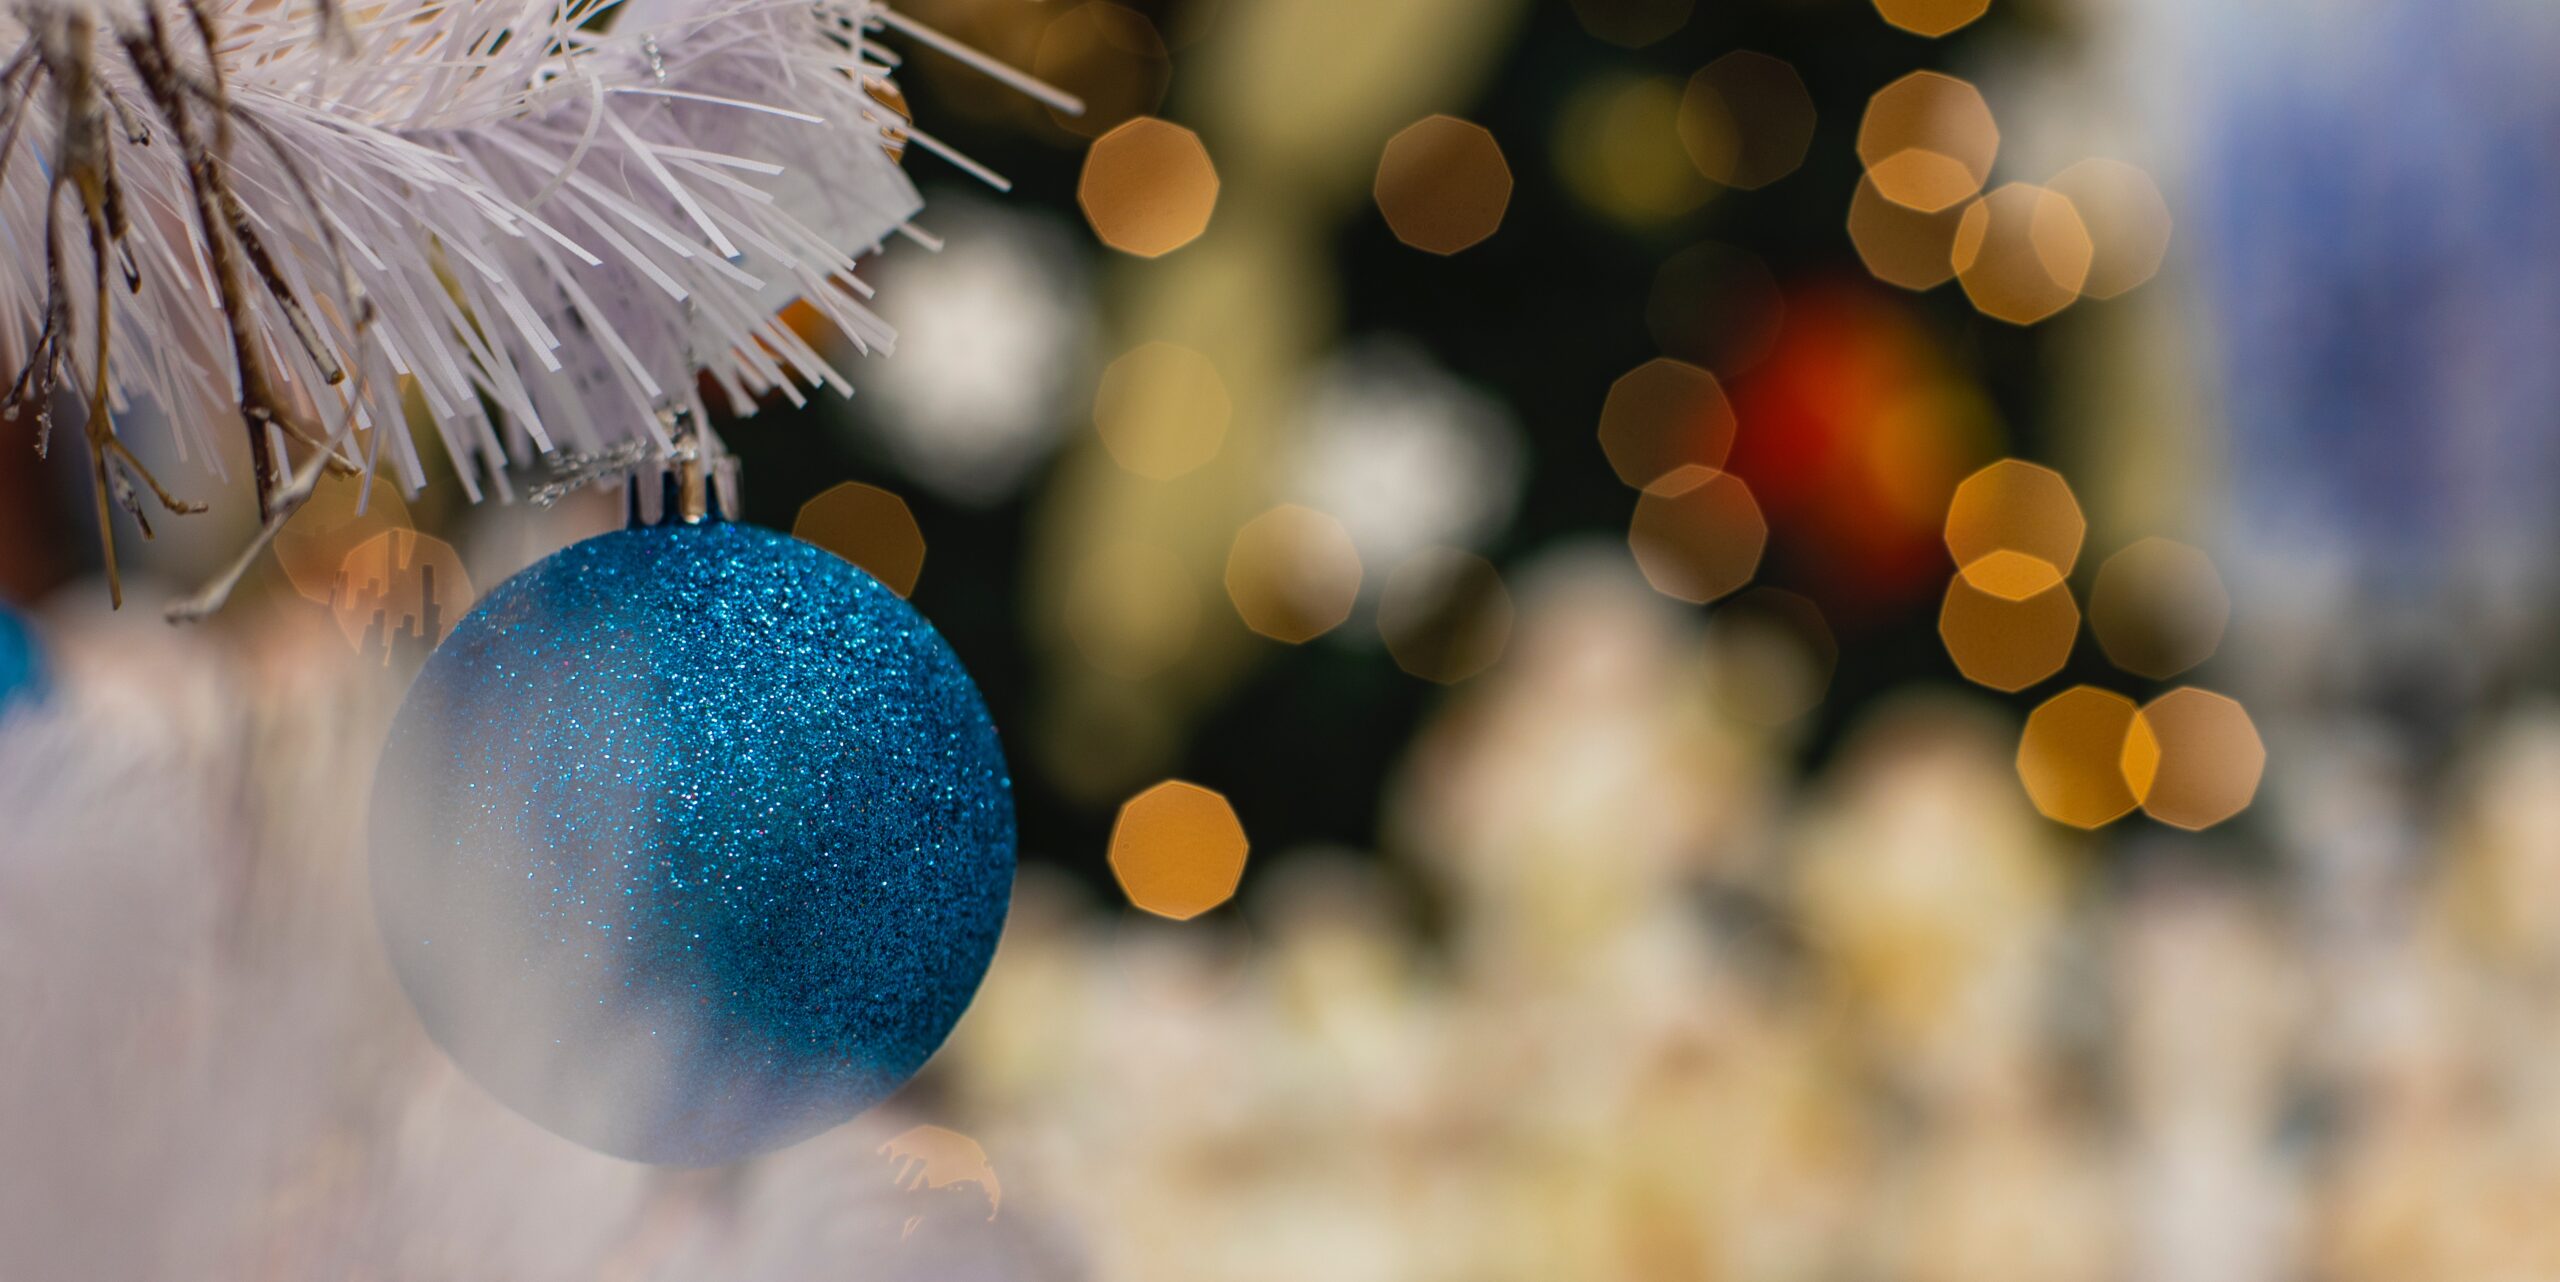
(2017, 685, 2149, 828)
(1856, 72, 1999, 213)
(1375, 115, 1514, 255)
(2047, 158, 2173, 301)
(1628, 466, 1767, 605)
(1939, 574, 2078, 692)
(2133, 687, 2266, 830)
(1945, 458, 2086, 581)
(1676, 51, 1816, 191)
(1597, 357, 1735, 490)
(1950, 183, 2094, 325)
(793, 481, 927, 598)
(1078, 117, 1220, 258)
(1874, 0, 1991, 37)
(1224, 505, 1363, 644)
(1109, 779, 1250, 920)
(1847, 173, 1965, 291)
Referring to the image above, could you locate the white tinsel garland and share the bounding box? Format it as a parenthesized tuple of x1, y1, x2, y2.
(0, 0, 1066, 611)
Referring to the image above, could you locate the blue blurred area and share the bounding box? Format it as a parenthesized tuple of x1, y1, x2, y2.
(2197, 2, 2560, 599)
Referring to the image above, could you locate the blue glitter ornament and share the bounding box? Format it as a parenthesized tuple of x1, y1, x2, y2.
(368, 517, 1014, 1166)
(0, 602, 41, 715)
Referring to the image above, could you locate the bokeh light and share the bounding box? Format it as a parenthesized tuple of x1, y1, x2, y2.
(274, 472, 412, 605)
(1724, 286, 1996, 613)
(1959, 548, 2066, 602)
(1224, 505, 1363, 644)
(1704, 587, 1837, 728)
(1645, 242, 1785, 374)
(1939, 574, 2078, 692)
(1556, 74, 1717, 226)
(1945, 459, 2086, 585)
(2046, 158, 2173, 300)
(1065, 539, 1200, 679)
(1031, 3, 1171, 138)
(2016, 685, 2150, 828)
(1374, 115, 1513, 255)
(1109, 780, 1250, 920)
(1095, 341, 1231, 480)
(2132, 687, 2265, 830)
(1281, 339, 1525, 577)
(1377, 547, 1512, 683)
(1676, 51, 1816, 191)
(1598, 357, 1735, 490)
(2089, 537, 2230, 679)
(1078, 117, 1219, 258)
(854, 195, 1091, 506)
(1628, 465, 1767, 605)
(1874, 0, 1991, 37)
(792, 482, 927, 598)
(332, 529, 471, 661)
(1856, 72, 2000, 213)
(1847, 173, 1965, 291)
(1950, 182, 2093, 325)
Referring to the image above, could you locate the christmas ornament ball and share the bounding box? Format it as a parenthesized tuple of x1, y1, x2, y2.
(0, 601, 41, 714)
(368, 519, 1014, 1166)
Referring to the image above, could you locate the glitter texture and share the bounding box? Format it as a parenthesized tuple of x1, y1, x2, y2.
(368, 520, 1014, 1166)
(0, 603, 39, 714)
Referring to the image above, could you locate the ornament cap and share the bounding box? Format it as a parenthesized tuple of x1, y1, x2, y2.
(627, 407, 743, 528)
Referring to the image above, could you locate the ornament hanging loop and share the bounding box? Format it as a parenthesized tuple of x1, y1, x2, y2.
(627, 407, 742, 529)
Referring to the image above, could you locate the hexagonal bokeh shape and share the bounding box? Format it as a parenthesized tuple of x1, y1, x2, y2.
(2090, 537, 2231, 679)
(1951, 183, 2092, 326)
(1627, 465, 1767, 604)
(1110, 779, 1250, 920)
(2047, 158, 2173, 301)
(2017, 685, 2149, 828)
(1945, 458, 2086, 580)
(1874, 0, 1991, 37)
(1848, 173, 1964, 291)
(1675, 51, 1816, 191)
(1940, 573, 2077, 692)
(1856, 72, 1999, 213)
(1375, 115, 1513, 255)
(1598, 357, 1735, 490)
(1094, 341, 1231, 480)
(1078, 117, 1219, 258)
(1377, 547, 1512, 684)
(1225, 504, 1363, 643)
(794, 481, 927, 597)
(2133, 687, 2266, 830)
